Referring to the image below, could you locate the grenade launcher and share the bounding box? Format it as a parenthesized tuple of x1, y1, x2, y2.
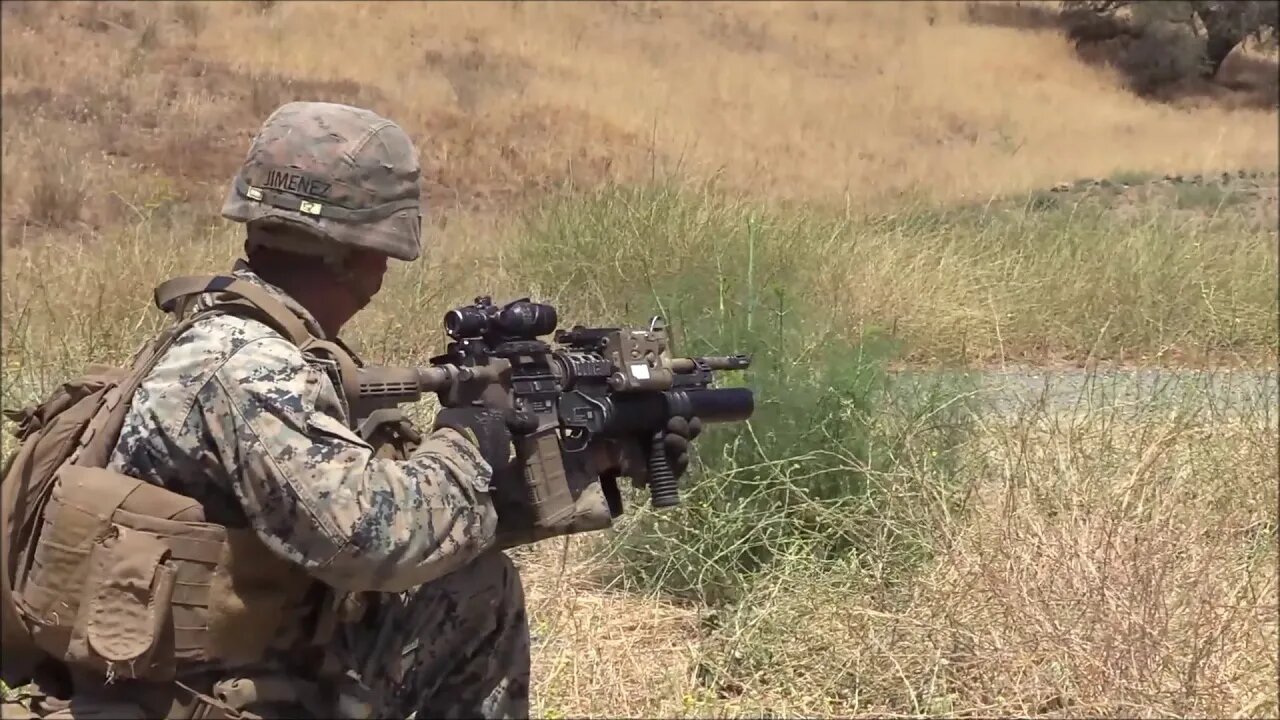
(351, 296, 754, 521)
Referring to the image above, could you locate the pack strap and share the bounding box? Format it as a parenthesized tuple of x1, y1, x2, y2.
(154, 275, 363, 425)
(71, 312, 211, 469)
(74, 269, 321, 468)
(152, 275, 317, 346)
(296, 337, 363, 419)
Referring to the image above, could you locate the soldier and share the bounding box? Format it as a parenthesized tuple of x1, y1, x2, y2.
(104, 101, 530, 718)
(0, 101, 698, 719)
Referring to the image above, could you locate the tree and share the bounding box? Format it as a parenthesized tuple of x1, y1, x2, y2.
(1060, 1, 1278, 79)
(1192, 0, 1279, 76)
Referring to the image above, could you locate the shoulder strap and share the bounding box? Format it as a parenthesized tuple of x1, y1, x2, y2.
(153, 275, 363, 420)
(71, 311, 210, 468)
(72, 275, 319, 468)
(153, 275, 316, 346)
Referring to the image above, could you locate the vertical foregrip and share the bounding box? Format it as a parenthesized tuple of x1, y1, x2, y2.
(647, 431, 680, 508)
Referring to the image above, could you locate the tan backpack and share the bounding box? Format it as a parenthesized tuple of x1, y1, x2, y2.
(0, 274, 356, 688)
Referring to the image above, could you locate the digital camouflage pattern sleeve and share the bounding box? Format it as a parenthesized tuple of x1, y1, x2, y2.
(109, 306, 500, 594)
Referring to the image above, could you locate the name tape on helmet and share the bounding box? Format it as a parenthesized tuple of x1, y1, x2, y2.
(262, 170, 333, 200)
(244, 185, 322, 216)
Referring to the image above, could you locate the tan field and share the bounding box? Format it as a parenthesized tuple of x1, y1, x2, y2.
(2, 1, 1277, 718)
(188, 0, 1279, 202)
(2, 0, 1277, 228)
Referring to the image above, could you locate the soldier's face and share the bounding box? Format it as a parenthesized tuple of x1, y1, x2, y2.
(342, 250, 388, 311)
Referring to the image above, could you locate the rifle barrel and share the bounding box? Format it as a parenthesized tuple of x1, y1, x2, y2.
(669, 354, 751, 373)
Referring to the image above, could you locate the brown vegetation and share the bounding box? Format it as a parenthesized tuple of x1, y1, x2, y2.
(1, 2, 1276, 717)
(516, 408, 1277, 718)
(3, 0, 1277, 245)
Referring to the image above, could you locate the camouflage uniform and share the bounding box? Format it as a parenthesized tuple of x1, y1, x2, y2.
(106, 264, 530, 718)
(103, 102, 532, 718)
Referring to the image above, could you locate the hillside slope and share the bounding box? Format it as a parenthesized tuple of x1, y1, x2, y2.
(2, 0, 1276, 236)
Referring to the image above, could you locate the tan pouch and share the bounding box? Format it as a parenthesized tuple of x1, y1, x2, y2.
(0, 703, 41, 720)
(18, 466, 313, 679)
(206, 529, 312, 665)
(492, 428, 616, 550)
(64, 525, 176, 680)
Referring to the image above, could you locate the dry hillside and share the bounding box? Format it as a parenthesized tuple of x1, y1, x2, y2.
(2, 0, 1277, 241)
(1, 4, 1276, 718)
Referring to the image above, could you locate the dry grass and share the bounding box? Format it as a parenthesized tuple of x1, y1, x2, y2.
(2, 0, 1277, 236)
(2, 185, 1273, 718)
(2, 2, 1277, 717)
(924, 414, 1277, 717)
(517, 405, 1278, 718)
(188, 0, 1278, 203)
(514, 542, 703, 718)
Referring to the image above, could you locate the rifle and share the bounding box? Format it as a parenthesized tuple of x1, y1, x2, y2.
(351, 296, 754, 522)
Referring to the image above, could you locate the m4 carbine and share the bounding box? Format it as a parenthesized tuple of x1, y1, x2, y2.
(352, 296, 754, 517)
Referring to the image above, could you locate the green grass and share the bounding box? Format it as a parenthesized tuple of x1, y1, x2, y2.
(509, 179, 1276, 368)
(506, 185, 981, 604)
(1172, 181, 1250, 211)
(1107, 169, 1160, 186)
(496, 186, 1274, 717)
(522, 367, 1277, 718)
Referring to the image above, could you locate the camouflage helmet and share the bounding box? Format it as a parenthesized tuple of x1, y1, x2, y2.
(221, 101, 423, 261)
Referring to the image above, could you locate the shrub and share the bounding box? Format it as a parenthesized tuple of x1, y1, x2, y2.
(509, 185, 979, 604)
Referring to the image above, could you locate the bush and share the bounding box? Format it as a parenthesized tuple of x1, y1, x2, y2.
(1119, 14, 1211, 94)
(1060, 1, 1279, 93)
(508, 185, 979, 604)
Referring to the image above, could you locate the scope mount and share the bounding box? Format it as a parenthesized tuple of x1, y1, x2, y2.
(490, 339, 553, 359)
